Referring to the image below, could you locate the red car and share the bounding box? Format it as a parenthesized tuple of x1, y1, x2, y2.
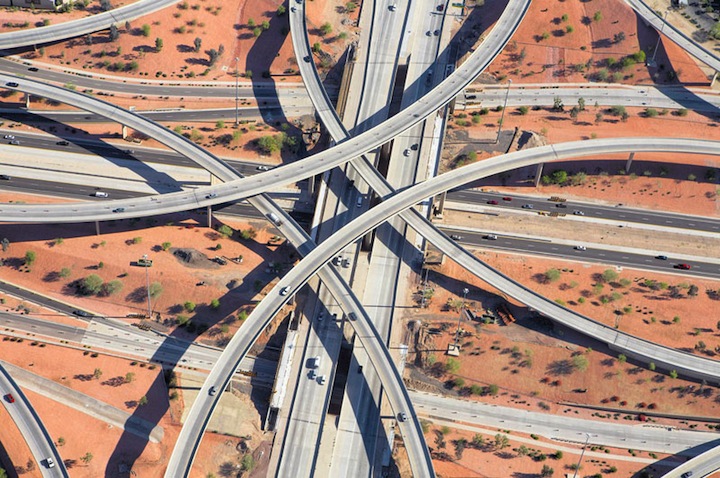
(502, 197, 512, 201)
(487, 200, 498, 205)
(676, 263, 691, 270)
(5, 393, 15, 403)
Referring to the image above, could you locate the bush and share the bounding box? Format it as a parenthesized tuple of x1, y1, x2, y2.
(161, 242, 171, 251)
(184, 301, 196, 312)
(80, 274, 104, 295)
(445, 358, 460, 374)
(24, 250, 36, 266)
(210, 298, 220, 309)
(320, 23, 332, 35)
(545, 268, 561, 282)
(103, 280, 123, 296)
(141, 24, 151, 37)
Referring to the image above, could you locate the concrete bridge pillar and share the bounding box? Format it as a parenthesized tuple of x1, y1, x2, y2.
(25, 93, 30, 109)
(625, 152, 635, 173)
(711, 70, 719, 88)
(207, 206, 212, 228)
(433, 192, 446, 218)
(534, 163, 544, 187)
(95, 221, 100, 235)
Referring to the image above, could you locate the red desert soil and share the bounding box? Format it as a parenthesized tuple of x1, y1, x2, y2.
(0, 339, 175, 478)
(405, 252, 720, 417)
(486, 0, 708, 85)
(15, 0, 357, 84)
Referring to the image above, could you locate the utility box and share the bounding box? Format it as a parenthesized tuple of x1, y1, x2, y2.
(137, 258, 153, 267)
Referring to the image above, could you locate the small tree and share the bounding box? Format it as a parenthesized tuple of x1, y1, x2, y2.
(593, 11, 602, 22)
(193, 37, 202, 52)
(454, 438, 467, 459)
(80, 452, 94, 464)
(617, 354, 627, 364)
(125, 372, 135, 383)
(103, 280, 123, 296)
(277, 4, 286, 15)
(494, 434, 509, 450)
(161, 241, 172, 251)
(669, 370, 678, 379)
(320, 22, 333, 36)
(155, 37, 163, 52)
(545, 268, 561, 282)
(184, 301, 196, 312)
(210, 298, 221, 310)
(445, 358, 460, 374)
(141, 24, 151, 37)
(148, 282, 163, 298)
(24, 251, 36, 266)
(138, 395, 148, 406)
(541, 464, 554, 477)
(1, 237, 9, 252)
(109, 24, 120, 41)
(241, 454, 255, 472)
(81, 274, 104, 295)
(217, 224, 233, 238)
(572, 354, 589, 371)
(602, 269, 619, 282)
(57, 437, 65, 446)
(93, 368, 103, 380)
(261, 20, 270, 31)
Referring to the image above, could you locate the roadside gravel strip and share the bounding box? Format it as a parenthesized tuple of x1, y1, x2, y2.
(1, 360, 164, 443)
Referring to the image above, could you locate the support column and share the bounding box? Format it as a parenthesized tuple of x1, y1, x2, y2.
(308, 174, 316, 196)
(95, 221, 100, 236)
(625, 152, 635, 173)
(207, 206, 212, 228)
(121, 125, 128, 139)
(711, 70, 718, 88)
(25, 93, 30, 109)
(534, 163, 544, 187)
(433, 191, 446, 218)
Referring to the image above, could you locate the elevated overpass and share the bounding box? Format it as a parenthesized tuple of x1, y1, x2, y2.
(0, 362, 68, 477)
(0, 0, 180, 50)
(625, 0, 720, 73)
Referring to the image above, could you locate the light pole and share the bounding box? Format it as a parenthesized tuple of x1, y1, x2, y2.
(234, 57, 240, 126)
(648, 10, 669, 68)
(453, 288, 469, 349)
(572, 433, 591, 478)
(143, 254, 151, 318)
(496, 79, 511, 143)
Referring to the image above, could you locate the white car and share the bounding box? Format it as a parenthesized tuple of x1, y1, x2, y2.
(280, 286, 290, 296)
(574, 245, 586, 251)
(389, 4, 397, 11)
(46, 458, 55, 468)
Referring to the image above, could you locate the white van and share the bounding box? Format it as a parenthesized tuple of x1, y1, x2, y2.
(93, 191, 109, 198)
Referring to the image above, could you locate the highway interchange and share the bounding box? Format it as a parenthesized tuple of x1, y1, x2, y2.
(0, 0, 719, 477)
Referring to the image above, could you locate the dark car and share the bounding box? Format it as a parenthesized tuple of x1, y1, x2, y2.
(28, 67, 38, 72)
(487, 200, 498, 205)
(450, 234, 463, 240)
(4, 393, 14, 403)
(303, 55, 311, 63)
(655, 255, 668, 260)
(56, 140, 69, 146)
(521, 204, 534, 209)
(502, 196, 512, 201)
(205, 193, 217, 199)
(112, 207, 125, 213)
(556, 203, 567, 208)
(436, 4, 444, 11)
(72, 309, 91, 317)
(676, 263, 691, 270)
(433, 29, 440, 36)
(5, 82, 18, 88)
(0, 175, 10, 180)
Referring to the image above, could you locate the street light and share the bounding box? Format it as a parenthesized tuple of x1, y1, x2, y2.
(648, 10, 669, 68)
(496, 79, 512, 144)
(453, 288, 469, 349)
(572, 433, 591, 478)
(234, 57, 240, 126)
(143, 254, 151, 318)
